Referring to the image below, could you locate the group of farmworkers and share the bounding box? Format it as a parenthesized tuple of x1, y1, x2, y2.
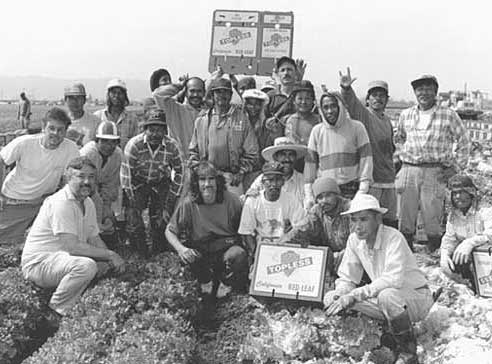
(1, 55, 488, 364)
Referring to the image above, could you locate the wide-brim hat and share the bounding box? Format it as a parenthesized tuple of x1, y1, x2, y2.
(262, 137, 308, 161)
(340, 193, 388, 215)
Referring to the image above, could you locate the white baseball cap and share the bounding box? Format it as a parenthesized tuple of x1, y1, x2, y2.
(106, 78, 127, 91)
(95, 121, 120, 140)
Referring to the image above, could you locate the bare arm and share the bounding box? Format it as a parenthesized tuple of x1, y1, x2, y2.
(165, 226, 199, 264)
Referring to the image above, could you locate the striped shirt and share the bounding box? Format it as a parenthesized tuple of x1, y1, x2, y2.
(121, 133, 183, 211)
(395, 104, 470, 169)
(304, 94, 373, 191)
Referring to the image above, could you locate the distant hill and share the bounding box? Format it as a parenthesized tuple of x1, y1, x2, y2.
(0, 76, 150, 101)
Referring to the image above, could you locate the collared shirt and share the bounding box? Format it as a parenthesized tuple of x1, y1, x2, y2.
(94, 108, 139, 151)
(21, 185, 99, 269)
(285, 198, 351, 252)
(246, 170, 305, 204)
(121, 133, 183, 210)
(395, 104, 470, 169)
(0, 134, 79, 200)
(441, 205, 492, 255)
(188, 104, 259, 174)
(79, 141, 122, 204)
(335, 225, 428, 302)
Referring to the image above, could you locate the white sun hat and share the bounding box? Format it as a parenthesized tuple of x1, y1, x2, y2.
(261, 137, 308, 161)
(341, 193, 388, 215)
(242, 89, 269, 103)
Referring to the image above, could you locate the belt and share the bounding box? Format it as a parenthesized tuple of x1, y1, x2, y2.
(402, 162, 443, 168)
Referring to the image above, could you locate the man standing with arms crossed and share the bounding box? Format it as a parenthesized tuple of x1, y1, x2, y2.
(395, 75, 470, 251)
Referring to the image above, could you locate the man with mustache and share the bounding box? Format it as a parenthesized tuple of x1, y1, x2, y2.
(239, 162, 307, 262)
(79, 121, 122, 235)
(339, 68, 398, 230)
(0, 107, 79, 244)
(165, 161, 248, 299)
(395, 75, 470, 251)
(153, 77, 206, 158)
(121, 109, 184, 256)
(188, 78, 259, 196)
(245, 137, 307, 205)
(94, 78, 139, 151)
(264, 56, 306, 120)
(21, 156, 125, 317)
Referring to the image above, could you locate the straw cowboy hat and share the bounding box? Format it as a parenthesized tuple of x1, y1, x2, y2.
(261, 137, 308, 162)
(341, 193, 388, 215)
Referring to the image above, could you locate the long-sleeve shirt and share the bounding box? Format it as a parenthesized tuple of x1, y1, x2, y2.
(335, 225, 428, 302)
(304, 94, 373, 191)
(341, 87, 395, 186)
(284, 198, 351, 252)
(188, 104, 259, 174)
(395, 104, 470, 169)
(94, 108, 139, 151)
(441, 205, 492, 256)
(153, 93, 201, 158)
(121, 133, 183, 211)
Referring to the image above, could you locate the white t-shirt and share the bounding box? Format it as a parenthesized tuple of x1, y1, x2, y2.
(238, 190, 307, 243)
(21, 185, 100, 269)
(416, 105, 437, 130)
(0, 134, 79, 200)
(69, 112, 101, 145)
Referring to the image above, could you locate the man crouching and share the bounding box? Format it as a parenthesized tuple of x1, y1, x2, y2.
(165, 161, 248, 299)
(21, 156, 125, 316)
(324, 194, 433, 364)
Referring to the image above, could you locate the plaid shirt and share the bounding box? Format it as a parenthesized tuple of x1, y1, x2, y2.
(395, 105, 470, 169)
(121, 133, 183, 211)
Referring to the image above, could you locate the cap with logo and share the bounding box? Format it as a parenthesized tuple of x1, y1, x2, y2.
(95, 121, 120, 140)
(262, 161, 284, 176)
(141, 109, 167, 127)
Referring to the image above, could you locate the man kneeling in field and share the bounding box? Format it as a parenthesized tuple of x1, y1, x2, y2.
(21, 157, 125, 316)
(324, 194, 433, 364)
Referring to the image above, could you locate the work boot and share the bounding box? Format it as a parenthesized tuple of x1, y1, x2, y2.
(389, 311, 419, 364)
(402, 233, 414, 252)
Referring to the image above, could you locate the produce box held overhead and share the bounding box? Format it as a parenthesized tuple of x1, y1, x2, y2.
(209, 10, 294, 76)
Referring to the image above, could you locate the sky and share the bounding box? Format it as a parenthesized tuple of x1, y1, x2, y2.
(1, 0, 491, 100)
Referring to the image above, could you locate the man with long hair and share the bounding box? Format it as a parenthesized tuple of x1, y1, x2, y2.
(165, 161, 248, 299)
